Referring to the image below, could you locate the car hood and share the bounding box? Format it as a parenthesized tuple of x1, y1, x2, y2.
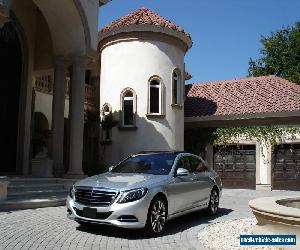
(75, 172, 169, 191)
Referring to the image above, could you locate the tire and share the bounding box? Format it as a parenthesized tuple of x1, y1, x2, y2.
(145, 197, 167, 236)
(207, 188, 219, 215)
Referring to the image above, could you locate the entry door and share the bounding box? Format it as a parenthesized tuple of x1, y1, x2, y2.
(273, 144, 300, 191)
(0, 23, 22, 173)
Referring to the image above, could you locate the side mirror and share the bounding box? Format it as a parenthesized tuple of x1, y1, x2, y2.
(108, 166, 114, 172)
(175, 168, 189, 177)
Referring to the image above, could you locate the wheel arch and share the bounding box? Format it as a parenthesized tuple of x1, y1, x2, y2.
(150, 192, 169, 216)
(212, 185, 219, 195)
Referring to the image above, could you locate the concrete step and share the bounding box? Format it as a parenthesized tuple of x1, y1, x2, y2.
(0, 177, 78, 211)
(7, 189, 68, 200)
(0, 194, 67, 211)
(8, 183, 65, 192)
(8, 178, 60, 185)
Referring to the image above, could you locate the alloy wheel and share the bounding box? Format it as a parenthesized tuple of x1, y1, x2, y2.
(150, 199, 166, 233)
(209, 189, 219, 215)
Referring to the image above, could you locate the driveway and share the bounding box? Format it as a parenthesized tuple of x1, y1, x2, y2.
(0, 189, 298, 250)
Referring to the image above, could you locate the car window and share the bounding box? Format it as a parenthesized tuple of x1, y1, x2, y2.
(111, 153, 177, 175)
(176, 156, 191, 173)
(189, 156, 208, 173)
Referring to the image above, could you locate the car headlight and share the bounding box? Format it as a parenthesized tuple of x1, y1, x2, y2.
(69, 185, 75, 199)
(117, 188, 148, 203)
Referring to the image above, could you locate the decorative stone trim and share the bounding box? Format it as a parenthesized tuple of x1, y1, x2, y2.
(249, 196, 300, 240)
(147, 75, 164, 116)
(171, 104, 183, 110)
(99, 30, 189, 53)
(120, 87, 137, 127)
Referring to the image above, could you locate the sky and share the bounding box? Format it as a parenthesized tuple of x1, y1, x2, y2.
(98, 0, 300, 83)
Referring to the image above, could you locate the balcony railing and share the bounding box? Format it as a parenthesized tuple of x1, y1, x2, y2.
(34, 70, 53, 93)
(85, 85, 96, 105)
(34, 70, 96, 106)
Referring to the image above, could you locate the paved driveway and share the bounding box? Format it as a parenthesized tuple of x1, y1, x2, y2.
(0, 189, 299, 250)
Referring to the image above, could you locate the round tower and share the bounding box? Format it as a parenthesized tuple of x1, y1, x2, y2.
(98, 7, 192, 164)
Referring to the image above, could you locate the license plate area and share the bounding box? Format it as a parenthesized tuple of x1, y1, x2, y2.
(83, 207, 97, 219)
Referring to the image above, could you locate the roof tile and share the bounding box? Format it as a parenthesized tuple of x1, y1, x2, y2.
(185, 76, 300, 117)
(100, 7, 191, 40)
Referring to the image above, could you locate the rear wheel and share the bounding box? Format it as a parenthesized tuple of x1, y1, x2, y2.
(207, 189, 219, 215)
(145, 197, 167, 236)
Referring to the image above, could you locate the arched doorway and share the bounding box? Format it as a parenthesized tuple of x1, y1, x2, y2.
(0, 22, 22, 173)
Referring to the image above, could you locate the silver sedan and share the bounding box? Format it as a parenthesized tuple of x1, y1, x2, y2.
(67, 151, 222, 235)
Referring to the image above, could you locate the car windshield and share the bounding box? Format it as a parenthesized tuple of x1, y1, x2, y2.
(111, 154, 177, 175)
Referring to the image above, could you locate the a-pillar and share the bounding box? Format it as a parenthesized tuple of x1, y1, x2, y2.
(65, 57, 88, 178)
(52, 57, 68, 177)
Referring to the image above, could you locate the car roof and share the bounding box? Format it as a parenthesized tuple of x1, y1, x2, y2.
(135, 150, 186, 156)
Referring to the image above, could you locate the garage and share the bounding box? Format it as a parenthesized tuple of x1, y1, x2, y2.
(273, 144, 300, 191)
(213, 145, 256, 189)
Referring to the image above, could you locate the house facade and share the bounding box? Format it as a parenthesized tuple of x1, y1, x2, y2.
(1, 4, 299, 192)
(0, 0, 109, 178)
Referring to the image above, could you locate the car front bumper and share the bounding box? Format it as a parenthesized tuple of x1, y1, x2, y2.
(66, 194, 152, 229)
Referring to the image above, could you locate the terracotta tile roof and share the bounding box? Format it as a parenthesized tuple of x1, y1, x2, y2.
(100, 7, 191, 41)
(185, 76, 300, 118)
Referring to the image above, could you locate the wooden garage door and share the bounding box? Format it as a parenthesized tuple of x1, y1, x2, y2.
(273, 144, 300, 191)
(213, 145, 256, 189)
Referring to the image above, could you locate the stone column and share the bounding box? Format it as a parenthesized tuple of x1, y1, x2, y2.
(65, 57, 88, 178)
(52, 58, 68, 177)
(205, 143, 214, 168)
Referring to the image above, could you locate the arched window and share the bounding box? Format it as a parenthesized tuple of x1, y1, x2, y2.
(172, 69, 182, 106)
(121, 88, 136, 127)
(148, 77, 162, 115)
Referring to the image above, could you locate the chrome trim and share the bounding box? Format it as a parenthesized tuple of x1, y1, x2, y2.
(75, 186, 119, 207)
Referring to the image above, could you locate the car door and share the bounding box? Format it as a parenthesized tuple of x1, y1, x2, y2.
(166, 155, 199, 215)
(189, 156, 212, 206)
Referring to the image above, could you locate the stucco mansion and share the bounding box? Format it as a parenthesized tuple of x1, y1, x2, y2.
(0, 2, 300, 194)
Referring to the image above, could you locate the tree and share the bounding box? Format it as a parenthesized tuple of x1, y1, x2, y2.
(83, 109, 119, 176)
(248, 22, 300, 84)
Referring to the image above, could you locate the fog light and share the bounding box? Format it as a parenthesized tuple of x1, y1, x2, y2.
(117, 215, 138, 222)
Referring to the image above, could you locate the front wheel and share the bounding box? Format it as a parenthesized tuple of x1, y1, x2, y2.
(207, 189, 219, 215)
(145, 197, 167, 236)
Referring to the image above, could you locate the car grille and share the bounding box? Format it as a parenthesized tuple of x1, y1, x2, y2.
(74, 186, 119, 207)
(74, 208, 113, 220)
